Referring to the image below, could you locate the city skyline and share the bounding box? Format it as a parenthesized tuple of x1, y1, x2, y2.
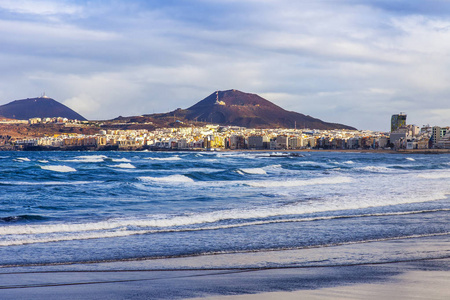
(1, 0, 450, 131)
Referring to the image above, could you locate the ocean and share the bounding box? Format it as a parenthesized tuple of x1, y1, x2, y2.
(0, 151, 449, 271)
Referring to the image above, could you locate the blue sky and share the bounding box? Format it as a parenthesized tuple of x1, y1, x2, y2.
(1, 0, 449, 131)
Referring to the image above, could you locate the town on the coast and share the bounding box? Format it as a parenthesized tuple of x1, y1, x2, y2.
(1, 113, 449, 152)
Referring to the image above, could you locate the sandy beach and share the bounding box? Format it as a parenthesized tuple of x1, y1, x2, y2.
(0, 258, 448, 299)
(1, 227, 449, 299)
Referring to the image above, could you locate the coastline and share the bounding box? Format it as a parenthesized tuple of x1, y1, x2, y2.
(3, 146, 450, 154)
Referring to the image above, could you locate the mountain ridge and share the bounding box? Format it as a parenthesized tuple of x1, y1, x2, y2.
(170, 89, 355, 130)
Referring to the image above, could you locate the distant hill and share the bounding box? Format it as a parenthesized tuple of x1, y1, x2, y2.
(154, 90, 355, 130)
(0, 97, 87, 121)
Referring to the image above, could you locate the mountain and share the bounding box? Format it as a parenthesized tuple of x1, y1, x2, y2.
(167, 90, 355, 130)
(0, 96, 87, 121)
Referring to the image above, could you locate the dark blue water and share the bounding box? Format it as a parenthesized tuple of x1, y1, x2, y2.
(0, 151, 449, 268)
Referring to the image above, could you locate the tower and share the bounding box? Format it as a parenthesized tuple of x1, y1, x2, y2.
(391, 113, 407, 132)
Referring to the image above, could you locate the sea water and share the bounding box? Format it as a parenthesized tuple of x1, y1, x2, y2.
(0, 151, 449, 268)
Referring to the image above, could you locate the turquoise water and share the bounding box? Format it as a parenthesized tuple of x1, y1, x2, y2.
(0, 151, 449, 267)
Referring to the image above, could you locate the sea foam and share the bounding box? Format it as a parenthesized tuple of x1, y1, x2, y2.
(111, 163, 136, 169)
(64, 155, 107, 163)
(238, 168, 267, 175)
(14, 157, 31, 162)
(41, 165, 77, 172)
(246, 176, 352, 188)
(139, 175, 194, 183)
(112, 158, 131, 162)
(146, 156, 182, 161)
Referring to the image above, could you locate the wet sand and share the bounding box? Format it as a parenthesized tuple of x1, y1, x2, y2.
(196, 269, 450, 300)
(1, 234, 449, 299)
(0, 257, 448, 300)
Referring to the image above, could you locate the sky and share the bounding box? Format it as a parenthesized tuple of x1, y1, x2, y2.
(1, 0, 450, 131)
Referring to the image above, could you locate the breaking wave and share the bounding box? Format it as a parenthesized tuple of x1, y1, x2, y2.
(146, 156, 182, 161)
(1, 208, 448, 247)
(63, 155, 107, 163)
(40, 165, 77, 172)
(246, 176, 352, 188)
(111, 163, 136, 169)
(139, 175, 194, 183)
(237, 168, 267, 175)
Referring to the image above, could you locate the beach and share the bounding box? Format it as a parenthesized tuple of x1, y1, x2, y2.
(0, 258, 448, 299)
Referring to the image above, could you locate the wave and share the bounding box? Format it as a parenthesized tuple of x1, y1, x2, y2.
(63, 155, 107, 163)
(216, 153, 260, 159)
(38, 160, 49, 163)
(0, 181, 100, 186)
(14, 157, 31, 162)
(245, 176, 352, 187)
(0, 215, 48, 223)
(184, 168, 225, 174)
(146, 156, 182, 161)
(110, 163, 136, 169)
(237, 168, 267, 175)
(112, 158, 131, 162)
(1, 209, 448, 246)
(406, 157, 416, 161)
(294, 160, 328, 166)
(40, 165, 77, 172)
(356, 166, 393, 173)
(7, 206, 446, 236)
(138, 175, 194, 183)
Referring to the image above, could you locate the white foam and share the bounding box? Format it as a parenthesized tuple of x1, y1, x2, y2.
(216, 153, 259, 159)
(139, 175, 194, 183)
(146, 156, 182, 161)
(265, 164, 282, 169)
(357, 166, 393, 173)
(406, 157, 416, 161)
(238, 168, 267, 175)
(418, 172, 450, 179)
(112, 163, 136, 169)
(38, 160, 49, 163)
(40, 165, 77, 172)
(64, 155, 107, 163)
(112, 158, 131, 162)
(294, 161, 331, 168)
(15, 157, 30, 162)
(184, 168, 224, 173)
(3, 205, 448, 246)
(3, 228, 449, 248)
(246, 176, 352, 188)
(0, 181, 99, 186)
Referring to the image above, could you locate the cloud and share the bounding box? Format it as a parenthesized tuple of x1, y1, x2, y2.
(0, 0, 82, 16)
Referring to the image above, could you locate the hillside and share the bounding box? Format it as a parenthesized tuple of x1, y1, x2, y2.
(154, 90, 355, 130)
(0, 96, 87, 121)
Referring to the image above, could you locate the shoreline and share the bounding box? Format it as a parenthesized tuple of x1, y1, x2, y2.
(2, 146, 450, 154)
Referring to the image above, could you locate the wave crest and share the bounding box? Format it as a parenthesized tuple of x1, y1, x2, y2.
(246, 176, 352, 187)
(41, 165, 77, 172)
(139, 175, 194, 183)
